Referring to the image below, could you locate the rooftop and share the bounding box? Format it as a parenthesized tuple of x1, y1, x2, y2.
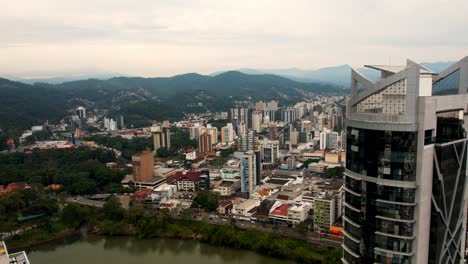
(270, 204, 290, 217)
(173, 171, 203, 182)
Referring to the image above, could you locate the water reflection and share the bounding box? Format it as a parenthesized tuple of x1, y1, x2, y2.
(27, 236, 295, 264)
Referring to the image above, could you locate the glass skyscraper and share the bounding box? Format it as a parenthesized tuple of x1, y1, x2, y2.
(342, 57, 468, 263)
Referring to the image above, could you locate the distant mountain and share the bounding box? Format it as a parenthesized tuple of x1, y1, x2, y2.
(0, 71, 345, 131)
(215, 61, 456, 87)
(9, 73, 128, 85)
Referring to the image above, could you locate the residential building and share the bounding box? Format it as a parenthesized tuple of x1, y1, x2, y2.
(151, 124, 171, 152)
(173, 171, 208, 192)
(221, 123, 235, 143)
(213, 179, 241, 196)
(342, 57, 468, 264)
(314, 191, 342, 233)
(198, 132, 212, 154)
(282, 108, 297, 123)
(237, 151, 258, 196)
(238, 130, 257, 151)
(319, 131, 329, 150)
(288, 204, 309, 226)
(328, 131, 340, 149)
(252, 111, 262, 132)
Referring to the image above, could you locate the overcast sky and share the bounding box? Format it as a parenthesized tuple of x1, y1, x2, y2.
(1, 0, 468, 78)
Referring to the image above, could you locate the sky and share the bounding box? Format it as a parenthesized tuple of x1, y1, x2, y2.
(1, 0, 468, 78)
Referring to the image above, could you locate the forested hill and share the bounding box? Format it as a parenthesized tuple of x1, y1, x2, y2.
(0, 71, 347, 131)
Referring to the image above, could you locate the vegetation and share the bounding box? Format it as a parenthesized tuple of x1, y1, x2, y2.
(0, 147, 127, 194)
(87, 134, 153, 160)
(324, 166, 345, 178)
(191, 191, 219, 211)
(0, 189, 59, 232)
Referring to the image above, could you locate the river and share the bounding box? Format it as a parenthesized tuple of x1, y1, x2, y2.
(27, 236, 296, 264)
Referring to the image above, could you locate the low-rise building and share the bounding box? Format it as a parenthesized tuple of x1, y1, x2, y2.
(213, 179, 240, 197)
(173, 171, 208, 192)
(218, 199, 235, 215)
(0, 241, 30, 264)
(288, 204, 309, 225)
(269, 203, 290, 226)
(232, 199, 260, 220)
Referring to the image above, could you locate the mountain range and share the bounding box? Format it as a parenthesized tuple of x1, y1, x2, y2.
(213, 61, 455, 86)
(0, 71, 345, 132)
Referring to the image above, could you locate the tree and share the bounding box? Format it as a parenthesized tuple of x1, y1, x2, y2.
(191, 191, 219, 212)
(103, 196, 125, 221)
(156, 147, 171, 158)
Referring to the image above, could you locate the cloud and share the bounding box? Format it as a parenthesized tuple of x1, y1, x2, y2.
(0, 0, 467, 77)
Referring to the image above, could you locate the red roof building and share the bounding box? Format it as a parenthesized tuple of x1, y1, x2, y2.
(269, 204, 290, 225)
(5, 182, 31, 193)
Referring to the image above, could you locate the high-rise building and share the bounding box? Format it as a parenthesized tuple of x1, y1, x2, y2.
(151, 123, 171, 151)
(221, 123, 235, 143)
(281, 108, 297, 124)
(256, 101, 267, 111)
(290, 128, 299, 145)
(237, 151, 257, 195)
(206, 125, 218, 145)
(238, 130, 257, 152)
(132, 150, 154, 183)
(115, 114, 124, 129)
(252, 111, 262, 132)
(342, 58, 468, 264)
(259, 139, 279, 166)
(198, 132, 212, 154)
(76, 106, 86, 119)
(328, 131, 340, 150)
(301, 120, 313, 133)
(319, 131, 329, 150)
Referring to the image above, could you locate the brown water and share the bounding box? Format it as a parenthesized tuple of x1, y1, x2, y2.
(27, 236, 296, 264)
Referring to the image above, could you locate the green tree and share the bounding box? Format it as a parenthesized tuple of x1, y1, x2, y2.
(103, 196, 125, 221)
(191, 191, 219, 212)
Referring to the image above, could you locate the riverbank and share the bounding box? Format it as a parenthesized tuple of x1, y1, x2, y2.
(6, 217, 342, 263)
(5, 222, 78, 251)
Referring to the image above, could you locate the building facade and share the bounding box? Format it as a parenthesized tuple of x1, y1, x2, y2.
(342, 58, 468, 264)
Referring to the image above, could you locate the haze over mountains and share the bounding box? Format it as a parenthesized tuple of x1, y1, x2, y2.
(215, 61, 455, 86)
(6, 61, 453, 87)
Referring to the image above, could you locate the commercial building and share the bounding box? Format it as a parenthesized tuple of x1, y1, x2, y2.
(342, 57, 468, 264)
(132, 150, 154, 183)
(259, 139, 279, 166)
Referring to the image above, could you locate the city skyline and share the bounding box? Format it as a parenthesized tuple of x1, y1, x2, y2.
(2, 0, 468, 78)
